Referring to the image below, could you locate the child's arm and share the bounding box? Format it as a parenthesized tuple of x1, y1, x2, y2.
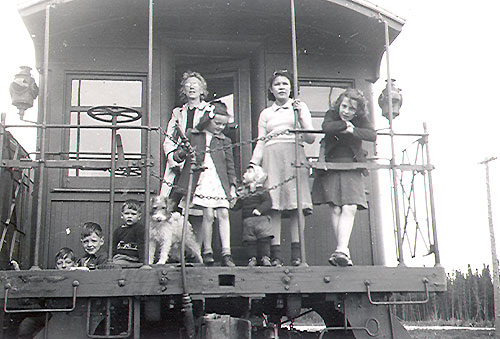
(256, 190, 273, 215)
(322, 109, 348, 135)
(223, 136, 238, 190)
(352, 116, 376, 142)
(163, 107, 183, 167)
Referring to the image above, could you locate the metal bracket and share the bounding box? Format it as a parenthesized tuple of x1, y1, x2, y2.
(365, 278, 429, 305)
(4, 280, 79, 313)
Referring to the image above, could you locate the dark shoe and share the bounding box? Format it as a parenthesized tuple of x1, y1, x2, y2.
(328, 252, 338, 266)
(332, 251, 353, 267)
(271, 258, 283, 267)
(247, 257, 258, 267)
(260, 256, 272, 267)
(222, 255, 235, 267)
(203, 252, 215, 266)
(291, 258, 302, 266)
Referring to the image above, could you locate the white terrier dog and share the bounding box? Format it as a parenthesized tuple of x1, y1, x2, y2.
(149, 195, 203, 264)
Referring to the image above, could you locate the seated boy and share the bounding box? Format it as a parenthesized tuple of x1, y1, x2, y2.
(77, 222, 107, 268)
(16, 248, 77, 339)
(112, 199, 145, 266)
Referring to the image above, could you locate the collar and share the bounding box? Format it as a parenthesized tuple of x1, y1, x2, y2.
(184, 100, 208, 111)
(271, 99, 293, 112)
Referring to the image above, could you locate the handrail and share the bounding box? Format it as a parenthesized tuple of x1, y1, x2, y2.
(365, 278, 430, 305)
(3, 280, 79, 313)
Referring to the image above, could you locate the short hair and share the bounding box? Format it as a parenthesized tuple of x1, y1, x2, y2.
(54, 247, 76, 265)
(179, 71, 209, 103)
(195, 100, 229, 131)
(267, 70, 296, 101)
(246, 164, 267, 185)
(81, 222, 103, 239)
(331, 88, 369, 118)
(122, 199, 142, 213)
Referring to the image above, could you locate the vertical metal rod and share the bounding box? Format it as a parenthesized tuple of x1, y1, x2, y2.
(107, 116, 117, 262)
(422, 123, 441, 265)
(480, 156, 500, 338)
(0, 113, 6, 175)
(290, 0, 306, 264)
(382, 18, 404, 266)
(32, 4, 51, 269)
(143, 0, 154, 263)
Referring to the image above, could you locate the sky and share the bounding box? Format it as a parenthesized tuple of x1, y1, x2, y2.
(1, 0, 499, 273)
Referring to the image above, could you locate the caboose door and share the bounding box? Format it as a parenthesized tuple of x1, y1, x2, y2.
(174, 59, 252, 260)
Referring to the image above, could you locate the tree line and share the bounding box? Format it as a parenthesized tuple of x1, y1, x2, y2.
(392, 265, 494, 326)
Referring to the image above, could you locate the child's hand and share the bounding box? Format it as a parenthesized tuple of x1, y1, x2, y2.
(230, 185, 237, 199)
(252, 209, 261, 216)
(173, 144, 189, 163)
(341, 121, 354, 134)
(10, 260, 20, 271)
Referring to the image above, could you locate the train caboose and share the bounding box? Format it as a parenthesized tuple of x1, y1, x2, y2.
(0, 0, 445, 338)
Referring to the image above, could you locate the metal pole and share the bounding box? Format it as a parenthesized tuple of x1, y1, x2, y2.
(290, 0, 306, 265)
(106, 116, 118, 263)
(143, 0, 154, 265)
(382, 18, 405, 266)
(32, 4, 51, 269)
(480, 156, 500, 338)
(422, 123, 441, 266)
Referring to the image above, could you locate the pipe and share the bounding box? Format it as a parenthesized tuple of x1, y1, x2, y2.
(290, 0, 307, 265)
(382, 18, 405, 266)
(32, 4, 51, 269)
(423, 123, 440, 266)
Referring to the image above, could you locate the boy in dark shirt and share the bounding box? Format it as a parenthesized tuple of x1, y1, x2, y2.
(112, 199, 145, 265)
(77, 222, 107, 268)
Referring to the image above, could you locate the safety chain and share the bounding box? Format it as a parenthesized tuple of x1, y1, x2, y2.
(160, 126, 292, 157)
(151, 172, 296, 203)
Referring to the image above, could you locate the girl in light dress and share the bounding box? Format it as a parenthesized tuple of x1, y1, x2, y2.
(172, 101, 237, 266)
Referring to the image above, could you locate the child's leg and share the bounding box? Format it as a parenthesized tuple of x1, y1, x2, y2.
(269, 210, 281, 246)
(329, 204, 342, 242)
(246, 241, 257, 266)
(216, 207, 231, 256)
(288, 213, 302, 265)
(201, 207, 215, 255)
(257, 236, 272, 263)
(335, 205, 357, 256)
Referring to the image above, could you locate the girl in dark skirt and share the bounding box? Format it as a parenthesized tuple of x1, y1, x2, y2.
(312, 88, 376, 266)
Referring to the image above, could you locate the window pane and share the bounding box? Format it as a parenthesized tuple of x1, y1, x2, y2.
(71, 80, 142, 107)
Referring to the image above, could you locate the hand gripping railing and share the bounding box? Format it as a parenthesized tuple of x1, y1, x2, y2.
(365, 278, 430, 305)
(4, 280, 79, 313)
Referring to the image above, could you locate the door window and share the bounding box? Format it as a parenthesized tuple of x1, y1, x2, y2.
(66, 76, 145, 180)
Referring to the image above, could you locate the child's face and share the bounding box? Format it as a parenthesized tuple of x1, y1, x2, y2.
(339, 97, 358, 121)
(81, 232, 104, 255)
(122, 208, 141, 226)
(206, 114, 228, 135)
(243, 167, 256, 184)
(270, 76, 291, 103)
(56, 256, 76, 270)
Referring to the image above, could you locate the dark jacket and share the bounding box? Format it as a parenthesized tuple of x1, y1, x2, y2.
(77, 249, 108, 268)
(321, 108, 376, 163)
(233, 186, 272, 219)
(173, 130, 237, 199)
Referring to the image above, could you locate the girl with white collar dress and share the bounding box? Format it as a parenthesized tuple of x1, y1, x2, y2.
(249, 70, 315, 266)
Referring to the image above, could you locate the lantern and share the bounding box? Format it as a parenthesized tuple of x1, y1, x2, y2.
(9, 66, 39, 119)
(378, 79, 403, 120)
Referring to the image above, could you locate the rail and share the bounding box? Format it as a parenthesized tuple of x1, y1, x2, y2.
(3, 280, 79, 313)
